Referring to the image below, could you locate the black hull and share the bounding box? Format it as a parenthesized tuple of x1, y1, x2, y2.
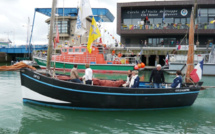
(20, 69, 200, 111)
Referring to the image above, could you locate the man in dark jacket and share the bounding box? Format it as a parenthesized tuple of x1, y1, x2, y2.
(149, 64, 165, 88)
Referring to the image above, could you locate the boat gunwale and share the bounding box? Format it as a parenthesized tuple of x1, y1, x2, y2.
(33, 56, 136, 67)
(21, 68, 201, 95)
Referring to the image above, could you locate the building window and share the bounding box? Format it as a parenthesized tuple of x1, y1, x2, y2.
(62, 49, 67, 52)
(123, 19, 132, 25)
(125, 38, 131, 45)
(200, 8, 208, 17)
(69, 49, 73, 52)
(75, 48, 80, 52)
(165, 18, 174, 24)
(81, 48, 86, 52)
(49, 21, 69, 34)
(154, 18, 162, 24)
(208, 8, 215, 17)
(148, 38, 176, 46)
(200, 17, 208, 24)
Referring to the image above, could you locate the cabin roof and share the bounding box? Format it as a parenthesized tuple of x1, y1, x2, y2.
(35, 8, 115, 22)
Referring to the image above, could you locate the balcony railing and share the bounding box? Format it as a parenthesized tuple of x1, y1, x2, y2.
(121, 23, 215, 30)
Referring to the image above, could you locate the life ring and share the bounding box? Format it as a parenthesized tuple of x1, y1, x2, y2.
(113, 57, 121, 64)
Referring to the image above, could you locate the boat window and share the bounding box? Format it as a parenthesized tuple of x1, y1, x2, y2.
(81, 48, 86, 52)
(62, 49, 67, 52)
(75, 48, 80, 52)
(69, 49, 73, 52)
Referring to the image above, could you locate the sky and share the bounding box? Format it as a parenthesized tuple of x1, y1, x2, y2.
(0, 0, 178, 45)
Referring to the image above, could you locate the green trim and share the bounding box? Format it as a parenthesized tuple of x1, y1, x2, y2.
(0, 43, 9, 46)
(34, 58, 134, 71)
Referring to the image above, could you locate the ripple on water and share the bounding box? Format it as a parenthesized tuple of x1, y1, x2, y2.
(1, 70, 215, 133)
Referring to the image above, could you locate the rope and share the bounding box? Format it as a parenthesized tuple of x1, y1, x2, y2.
(185, 77, 196, 86)
(52, 0, 59, 77)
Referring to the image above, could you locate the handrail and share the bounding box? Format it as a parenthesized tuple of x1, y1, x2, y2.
(121, 23, 215, 30)
(169, 54, 208, 63)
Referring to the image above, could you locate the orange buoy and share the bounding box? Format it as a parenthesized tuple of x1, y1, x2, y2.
(141, 63, 145, 68)
(138, 64, 141, 68)
(134, 65, 139, 70)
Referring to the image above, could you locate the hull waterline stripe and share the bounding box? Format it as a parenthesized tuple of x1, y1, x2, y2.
(23, 99, 190, 111)
(22, 74, 200, 96)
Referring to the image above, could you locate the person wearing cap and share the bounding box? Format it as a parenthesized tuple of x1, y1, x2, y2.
(135, 53, 141, 64)
(149, 64, 165, 88)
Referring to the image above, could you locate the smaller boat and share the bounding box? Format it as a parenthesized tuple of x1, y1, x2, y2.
(34, 43, 145, 73)
(164, 49, 215, 76)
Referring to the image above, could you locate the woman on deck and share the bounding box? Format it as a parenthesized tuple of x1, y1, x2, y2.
(129, 70, 140, 88)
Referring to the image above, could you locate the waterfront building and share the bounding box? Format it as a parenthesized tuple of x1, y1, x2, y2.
(36, 8, 114, 46)
(117, 0, 215, 65)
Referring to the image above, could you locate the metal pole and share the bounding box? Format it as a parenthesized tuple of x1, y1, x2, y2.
(29, 10, 36, 60)
(46, 0, 57, 72)
(27, 17, 30, 59)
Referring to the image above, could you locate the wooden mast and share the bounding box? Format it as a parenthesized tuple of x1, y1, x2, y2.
(185, 0, 197, 83)
(46, 0, 57, 73)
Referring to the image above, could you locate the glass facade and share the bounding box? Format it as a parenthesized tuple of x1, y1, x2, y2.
(198, 8, 215, 29)
(121, 8, 215, 30)
(49, 21, 70, 34)
(148, 38, 176, 46)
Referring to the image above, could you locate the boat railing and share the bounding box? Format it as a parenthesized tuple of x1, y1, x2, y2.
(113, 57, 136, 64)
(169, 54, 207, 63)
(33, 52, 47, 59)
(61, 56, 97, 64)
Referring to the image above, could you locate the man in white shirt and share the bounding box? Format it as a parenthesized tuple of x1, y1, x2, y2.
(83, 64, 93, 85)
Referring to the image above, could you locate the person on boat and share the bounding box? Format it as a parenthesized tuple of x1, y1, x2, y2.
(118, 52, 122, 58)
(129, 70, 140, 88)
(149, 64, 165, 88)
(135, 53, 141, 64)
(122, 70, 132, 87)
(83, 64, 93, 85)
(171, 70, 182, 88)
(70, 64, 82, 83)
(209, 42, 213, 47)
(112, 49, 115, 56)
(144, 40, 147, 47)
(176, 40, 180, 45)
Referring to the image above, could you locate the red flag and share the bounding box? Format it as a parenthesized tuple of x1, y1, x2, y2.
(99, 38, 102, 43)
(165, 53, 169, 65)
(53, 25, 59, 49)
(55, 25, 59, 43)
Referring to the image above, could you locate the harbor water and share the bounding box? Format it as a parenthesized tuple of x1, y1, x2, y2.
(0, 63, 215, 134)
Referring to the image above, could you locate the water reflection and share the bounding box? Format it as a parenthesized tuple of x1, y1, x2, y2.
(18, 101, 215, 134)
(0, 69, 215, 133)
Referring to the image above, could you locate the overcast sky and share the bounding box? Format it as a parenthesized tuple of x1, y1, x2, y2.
(0, 0, 176, 45)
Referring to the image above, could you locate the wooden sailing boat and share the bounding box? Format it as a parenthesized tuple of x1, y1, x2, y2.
(19, 0, 202, 111)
